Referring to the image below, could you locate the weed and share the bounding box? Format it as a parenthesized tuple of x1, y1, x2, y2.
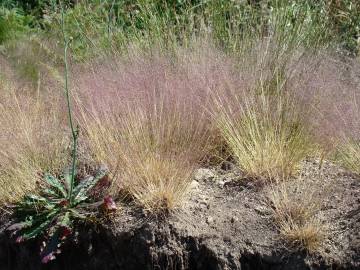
(7, 166, 110, 263)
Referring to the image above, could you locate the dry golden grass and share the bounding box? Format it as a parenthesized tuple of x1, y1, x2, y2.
(267, 176, 328, 253)
(78, 94, 211, 212)
(214, 81, 311, 181)
(0, 82, 68, 204)
(336, 140, 360, 176)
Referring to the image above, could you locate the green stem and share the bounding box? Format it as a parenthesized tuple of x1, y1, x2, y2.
(60, 2, 78, 205)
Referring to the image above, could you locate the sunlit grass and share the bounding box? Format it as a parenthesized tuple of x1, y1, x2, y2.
(78, 91, 211, 212)
(0, 83, 68, 203)
(214, 75, 311, 180)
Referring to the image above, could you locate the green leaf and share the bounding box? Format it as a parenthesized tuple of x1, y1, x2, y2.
(44, 188, 61, 198)
(25, 194, 47, 203)
(22, 209, 59, 240)
(7, 220, 32, 232)
(73, 168, 107, 204)
(16, 194, 56, 214)
(58, 211, 71, 228)
(18, 194, 48, 209)
(73, 175, 94, 203)
(44, 174, 67, 198)
(68, 208, 87, 219)
(63, 169, 72, 194)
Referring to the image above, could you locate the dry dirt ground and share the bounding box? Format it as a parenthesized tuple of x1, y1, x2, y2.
(0, 159, 359, 270)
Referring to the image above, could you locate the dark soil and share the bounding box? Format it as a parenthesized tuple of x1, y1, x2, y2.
(0, 159, 359, 270)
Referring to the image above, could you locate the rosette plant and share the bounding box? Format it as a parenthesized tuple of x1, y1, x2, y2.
(7, 2, 115, 263)
(7, 167, 110, 263)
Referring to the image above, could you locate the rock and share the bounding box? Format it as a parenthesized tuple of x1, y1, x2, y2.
(253, 206, 269, 216)
(230, 217, 238, 223)
(190, 180, 200, 190)
(217, 180, 225, 188)
(206, 216, 214, 224)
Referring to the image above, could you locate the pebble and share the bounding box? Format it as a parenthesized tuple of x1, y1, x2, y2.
(217, 180, 225, 188)
(206, 216, 214, 224)
(190, 180, 200, 190)
(254, 206, 269, 215)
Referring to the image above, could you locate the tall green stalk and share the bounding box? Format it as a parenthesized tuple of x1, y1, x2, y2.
(60, 2, 78, 206)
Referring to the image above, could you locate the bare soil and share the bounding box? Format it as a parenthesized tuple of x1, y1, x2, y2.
(0, 159, 359, 270)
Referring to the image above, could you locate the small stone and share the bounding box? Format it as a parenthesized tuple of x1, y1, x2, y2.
(199, 200, 208, 209)
(206, 216, 214, 224)
(254, 206, 269, 215)
(217, 180, 225, 188)
(223, 236, 231, 242)
(190, 180, 200, 190)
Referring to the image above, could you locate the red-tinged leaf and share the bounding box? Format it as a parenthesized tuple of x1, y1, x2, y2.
(103, 196, 117, 211)
(41, 252, 56, 264)
(58, 200, 69, 207)
(40, 229, 62, 263)
(60, 227, 72, 240)
(16, 236, 24, 243)
(98, 175, 111, 188)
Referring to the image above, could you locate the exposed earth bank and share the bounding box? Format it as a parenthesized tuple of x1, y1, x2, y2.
(0, 160, 359, 270)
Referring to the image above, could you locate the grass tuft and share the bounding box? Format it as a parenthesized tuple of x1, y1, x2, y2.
(267, 176, 328, 253)
(76, 63, 212, 212)
(214, 76, 311, 180)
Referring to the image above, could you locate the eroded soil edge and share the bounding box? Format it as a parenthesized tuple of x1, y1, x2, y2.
(0, 160, 359, 270)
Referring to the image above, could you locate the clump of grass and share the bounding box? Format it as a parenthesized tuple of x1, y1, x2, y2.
(79, 96, 210, 212)
(0, 85, 68, 203)
(214, 75, 311, 181)
(75, 54, 212, 212)
(267, 176, 328, 253)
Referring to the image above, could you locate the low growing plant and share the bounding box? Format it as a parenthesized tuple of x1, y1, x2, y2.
(7, 166, 111, 263)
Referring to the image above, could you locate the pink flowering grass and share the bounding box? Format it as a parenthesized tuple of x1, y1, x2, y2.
(298, 55, 360, 172)
(0, 82, 69, 203)
(74, 48, 225, 211)
(73, 44, 360, 210)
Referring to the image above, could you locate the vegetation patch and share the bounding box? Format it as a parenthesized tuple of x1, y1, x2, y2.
(0, 0, 359, 268)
